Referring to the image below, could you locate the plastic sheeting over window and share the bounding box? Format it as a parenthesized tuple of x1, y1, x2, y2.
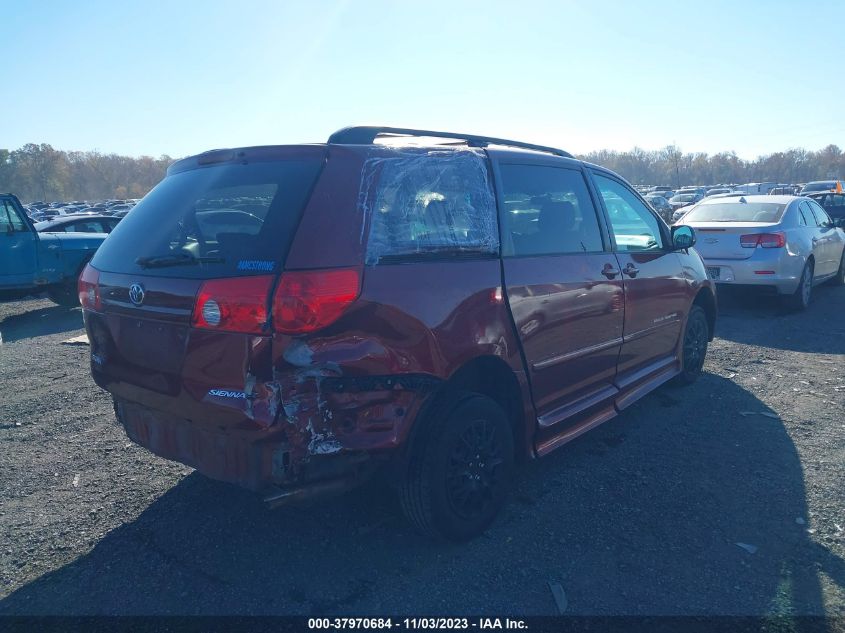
(359, 149, 499, 264)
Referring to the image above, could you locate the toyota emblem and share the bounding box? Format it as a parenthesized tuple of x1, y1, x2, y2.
(128, 283, 145, 306)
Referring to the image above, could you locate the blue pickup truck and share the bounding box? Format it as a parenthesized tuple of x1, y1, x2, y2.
(1, 193, 106, 306)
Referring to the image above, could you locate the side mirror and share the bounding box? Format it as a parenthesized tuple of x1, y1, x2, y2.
(671, 225, 696, 250)
(5, 225, 13, 235)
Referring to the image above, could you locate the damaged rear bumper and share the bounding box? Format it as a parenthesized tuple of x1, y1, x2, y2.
(114, 398, 374, 492)
(112, 370, 440, 493)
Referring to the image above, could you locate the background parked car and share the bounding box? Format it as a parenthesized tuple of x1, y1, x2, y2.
(0, 194, 106, 306)
(734, 182, 778, 195)
(678, 195, 845, 310)
(668, 192, 703, 214)
(800, 180, 841, 194)
(644, 193, 673, 222)
(34, 214, 121, 234)
(769, 185, 800, 195)
(806, 191, 845, 223)
(649, 186, 675, 199)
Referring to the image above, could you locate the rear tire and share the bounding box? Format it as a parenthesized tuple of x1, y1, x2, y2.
(399, 391, 514, 541)
(673, 305, 709, 386)
(46, 282, 79, 307)
(785, 260, 813, 311)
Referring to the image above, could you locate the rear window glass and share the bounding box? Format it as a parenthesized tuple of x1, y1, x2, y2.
(359, 149, 498, 264)
(91, 159, 322, 278)
(682, 201, 786, 223)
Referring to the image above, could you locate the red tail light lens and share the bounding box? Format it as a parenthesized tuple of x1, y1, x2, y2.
(192, 275, 274, 334)
(272, 269, 361, 334)
(78, 264, 101, 310)
(740, 232, 786, 248)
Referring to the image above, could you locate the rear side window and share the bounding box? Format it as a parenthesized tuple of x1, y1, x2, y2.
(798, 203, 809, 226)
(359, 149, 498, 264)
(498, 165, 604, 256)
(91, 159, 323, 278)
(799, 202, 818, 227)
(808, 200, 832, 226)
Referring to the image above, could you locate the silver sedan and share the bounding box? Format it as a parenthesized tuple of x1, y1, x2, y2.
(680, 195, 845, 310)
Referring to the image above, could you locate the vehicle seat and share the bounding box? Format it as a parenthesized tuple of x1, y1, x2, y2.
(419, 199, 452, 244)
(532, 200, 582, 254)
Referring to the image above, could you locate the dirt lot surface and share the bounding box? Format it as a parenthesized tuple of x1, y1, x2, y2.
(0, 287, 843, 617)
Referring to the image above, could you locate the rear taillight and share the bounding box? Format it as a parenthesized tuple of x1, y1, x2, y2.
(740, 232, 786, 248)
(192, 275, 274, 334)
(78, 264, 101, 310)
(272, 269, 361, 334)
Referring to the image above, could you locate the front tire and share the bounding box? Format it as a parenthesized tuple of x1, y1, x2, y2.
(674, 305, 709, 386)
(399, 392, 514, 541)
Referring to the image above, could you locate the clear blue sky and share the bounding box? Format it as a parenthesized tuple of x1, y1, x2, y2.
(3, 0, 843, 159)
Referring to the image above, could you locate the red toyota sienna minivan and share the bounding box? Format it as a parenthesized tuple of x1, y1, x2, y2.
(81, 127, 715, 540)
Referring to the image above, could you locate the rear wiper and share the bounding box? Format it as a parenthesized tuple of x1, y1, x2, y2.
(135, 253, 225, 269)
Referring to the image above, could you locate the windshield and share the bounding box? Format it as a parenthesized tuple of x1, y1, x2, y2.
(682, 201, 786, 223)
(674, 194, 697, 202)
(91, 159, 323, 277)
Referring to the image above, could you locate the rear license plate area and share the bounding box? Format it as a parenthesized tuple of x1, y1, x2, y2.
(706, 266, 720, 280)
(115, 316, 188, 373)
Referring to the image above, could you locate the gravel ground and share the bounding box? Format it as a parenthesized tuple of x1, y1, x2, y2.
(0, 287, 843, 618)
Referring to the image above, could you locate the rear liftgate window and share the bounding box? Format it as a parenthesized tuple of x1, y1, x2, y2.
(91, 160, 323, 278)
(359, 149, 499, 264)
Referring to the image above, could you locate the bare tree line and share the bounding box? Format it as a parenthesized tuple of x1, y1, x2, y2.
(578, 144, 844, 187)
(1, 142, 843, 203)
(0, 144, 172, 203)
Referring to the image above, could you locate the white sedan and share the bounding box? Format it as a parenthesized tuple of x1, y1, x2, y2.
(679, 195, 845, 310)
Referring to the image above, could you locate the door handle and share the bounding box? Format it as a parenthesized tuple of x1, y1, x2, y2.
(623, 263, 640, 277)
(601, 263, 620, 279)
(47, 244, 60, 250)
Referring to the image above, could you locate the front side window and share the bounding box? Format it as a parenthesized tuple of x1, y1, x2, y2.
(593, 174, 664, 251)
(498, 164, 604, 256)
(0, 202, 13, 233)
(1, 200, 28, 232)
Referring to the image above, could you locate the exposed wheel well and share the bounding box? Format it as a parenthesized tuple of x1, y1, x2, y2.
(693, 288, 717, 341)
(444, 356, 528, 461)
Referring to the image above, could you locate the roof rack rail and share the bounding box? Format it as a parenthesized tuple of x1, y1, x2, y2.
(327, 126, 573, 159)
